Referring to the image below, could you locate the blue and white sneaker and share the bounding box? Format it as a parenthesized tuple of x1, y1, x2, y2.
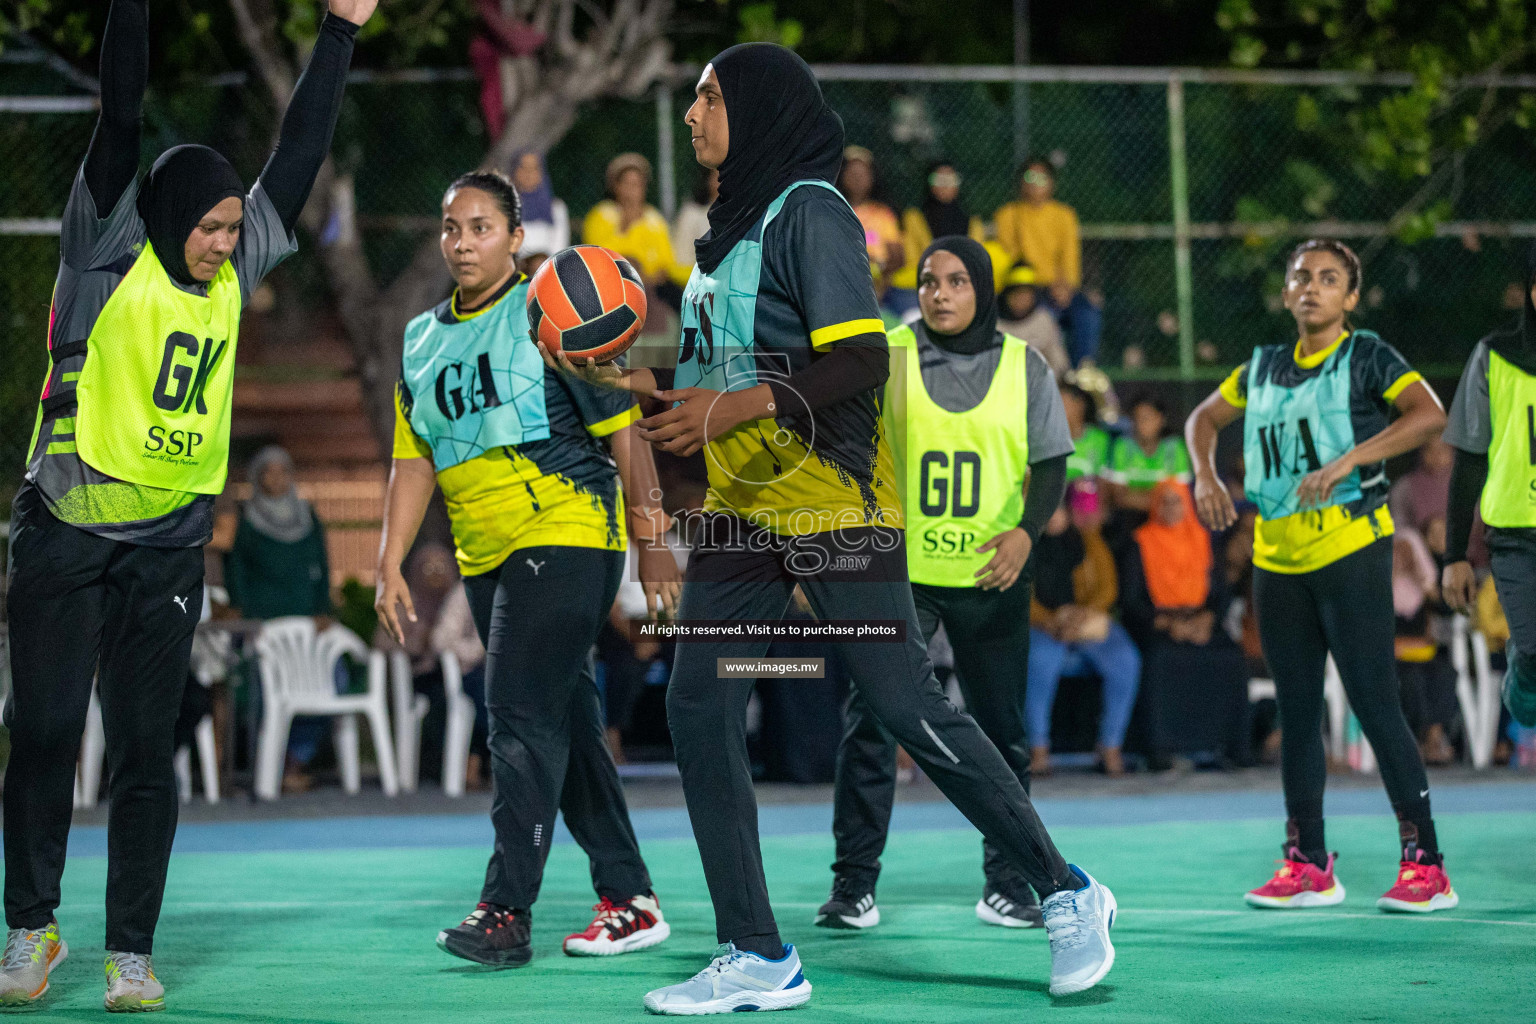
(642, 943, 811, 1015)
(1041, 866, 1117, 997)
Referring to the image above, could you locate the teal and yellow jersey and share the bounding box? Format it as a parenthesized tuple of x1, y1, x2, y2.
(675, 181, 902, 535)
(394, 275, 639, 575)
(1221, 329, 1423, 573)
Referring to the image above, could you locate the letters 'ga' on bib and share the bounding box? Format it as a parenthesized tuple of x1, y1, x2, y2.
(674, 180, 844, 393)
(883, 325, 1031, 587)
(1242, 335, 1362, 521)
(73, 242, 241, 494)
(402, 278, 550, 472)
(1482, 348, 1536, 527)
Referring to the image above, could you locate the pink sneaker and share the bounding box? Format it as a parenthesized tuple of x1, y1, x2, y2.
(1377, 853, 1458, 913)
(1245, 850, 1346, 908)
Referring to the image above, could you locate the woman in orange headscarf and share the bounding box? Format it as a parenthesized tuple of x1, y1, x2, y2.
(1121, 480, 1250, 770)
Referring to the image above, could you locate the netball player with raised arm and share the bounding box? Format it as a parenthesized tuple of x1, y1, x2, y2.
(1186, 240, 1457, 913)
(377, 171, 679, 969)
(1, 0, 375, 1011)
(548, 44, 1116, 1014)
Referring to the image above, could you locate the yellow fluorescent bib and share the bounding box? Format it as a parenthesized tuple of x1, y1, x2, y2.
(884, 325, 1030, 587)
(74, 243, 241, 494)
(1483, 349, 1536, 527)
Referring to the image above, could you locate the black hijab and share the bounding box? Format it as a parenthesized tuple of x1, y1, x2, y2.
(921, 162, 969, 239)
(1487, 241, 1536, 375)
(136, 145, 246, 286)
(918, 235, 998, 356)
(694, 43, 844, 274)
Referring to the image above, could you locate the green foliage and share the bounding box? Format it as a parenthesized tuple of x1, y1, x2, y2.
(1216, 0, 1536, 283)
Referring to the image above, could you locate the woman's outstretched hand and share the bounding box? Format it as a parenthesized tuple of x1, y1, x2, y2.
(328, 0, 379, 27)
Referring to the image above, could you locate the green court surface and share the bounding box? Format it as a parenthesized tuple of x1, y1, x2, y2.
(20, 811, 1536, 1023)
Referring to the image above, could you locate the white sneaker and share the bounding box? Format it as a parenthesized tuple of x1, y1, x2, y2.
(104, 951, 165, 1013)
(0, 922, 67, 1008)
(642, 943, 811, 1015)
(1041, 866, 1117, 997)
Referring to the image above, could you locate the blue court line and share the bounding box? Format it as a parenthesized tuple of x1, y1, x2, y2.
(32, 780, 1536, 859)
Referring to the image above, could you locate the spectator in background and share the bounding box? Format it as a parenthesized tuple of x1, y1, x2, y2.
(1390, 438, 1453, 535)
(1105, 393, 1192, 542)
(1026, 483, 1141, 777)
(1000, 263, 1069, 375)
(994, 159, 1102, 365)
(224, 446, 330, 622)
(582, 152, 686, 310)
(1120, 481, 1249, 770)
(224, 446, 333, 792)
(837, 145, 903, 307)
(511, 150, 569, 276)
(1060, 381, 1112, 484)
(889, 161, 985, 315)
(671, 167, 718, 275)
(1393, 529, 1457, 766)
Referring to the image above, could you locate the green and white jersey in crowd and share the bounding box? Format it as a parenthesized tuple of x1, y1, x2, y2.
(1066, 424, 1112, 483)
(1104, 434, 1192, 491)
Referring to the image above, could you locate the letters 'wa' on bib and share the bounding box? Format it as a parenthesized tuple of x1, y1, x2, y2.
(73, 243, 240, 494)
(402, 279, 550, 472)
(1483, 348, 1536, 527)
(1242, 336, 1362, 521)
(884, 325, 1031, 588)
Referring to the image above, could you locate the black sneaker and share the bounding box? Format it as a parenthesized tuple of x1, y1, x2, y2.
(814, 878, 879, 929)
(436, 903, 533, 967)
(976, 884, 1044, 928)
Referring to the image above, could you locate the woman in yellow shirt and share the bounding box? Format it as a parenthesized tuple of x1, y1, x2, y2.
(993, 160, 1100, 365)
(581, 152, 687, 310)
(888, 161, 1001, 315)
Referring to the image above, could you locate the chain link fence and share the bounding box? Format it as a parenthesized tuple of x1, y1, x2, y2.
(8, 60, 1536, 485)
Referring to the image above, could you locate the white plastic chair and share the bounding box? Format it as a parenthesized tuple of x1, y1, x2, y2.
(440, 650, 477, 798)
(173, 717, 220, 805)
(390, 650, 430, 793)
(73, 687, 105, 809)
(1450, 614, 1500, 769)
(74, 684, 220, 807)
(253, 618, 399, 801)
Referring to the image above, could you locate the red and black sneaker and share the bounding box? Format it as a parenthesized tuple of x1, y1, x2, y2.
(563, 892, 671, 957)
(1377, 851, 1459, 913)
(436, 903, 532, 967)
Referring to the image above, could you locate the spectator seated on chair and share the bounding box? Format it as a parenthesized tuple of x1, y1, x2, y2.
(1103, 392, 1192, 550)
(510, 149, 569, 278)
(223, 446, 333, 792)
(998, 262, 1069, 376)
(1119, 480, 1249, 771)
(582, 152, 687, 314)
(1026, 482, 1141, 777)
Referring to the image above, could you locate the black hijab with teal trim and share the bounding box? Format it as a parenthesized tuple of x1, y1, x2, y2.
(694, 44, 845, 274)
(1487, 241, 1536, 375)
(136, 144, 245, 286)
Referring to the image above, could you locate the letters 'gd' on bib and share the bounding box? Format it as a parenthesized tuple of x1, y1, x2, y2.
(401, 278, 550, 472)
(884, 325, 1031, 588)
(72, 243, 240, 494)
